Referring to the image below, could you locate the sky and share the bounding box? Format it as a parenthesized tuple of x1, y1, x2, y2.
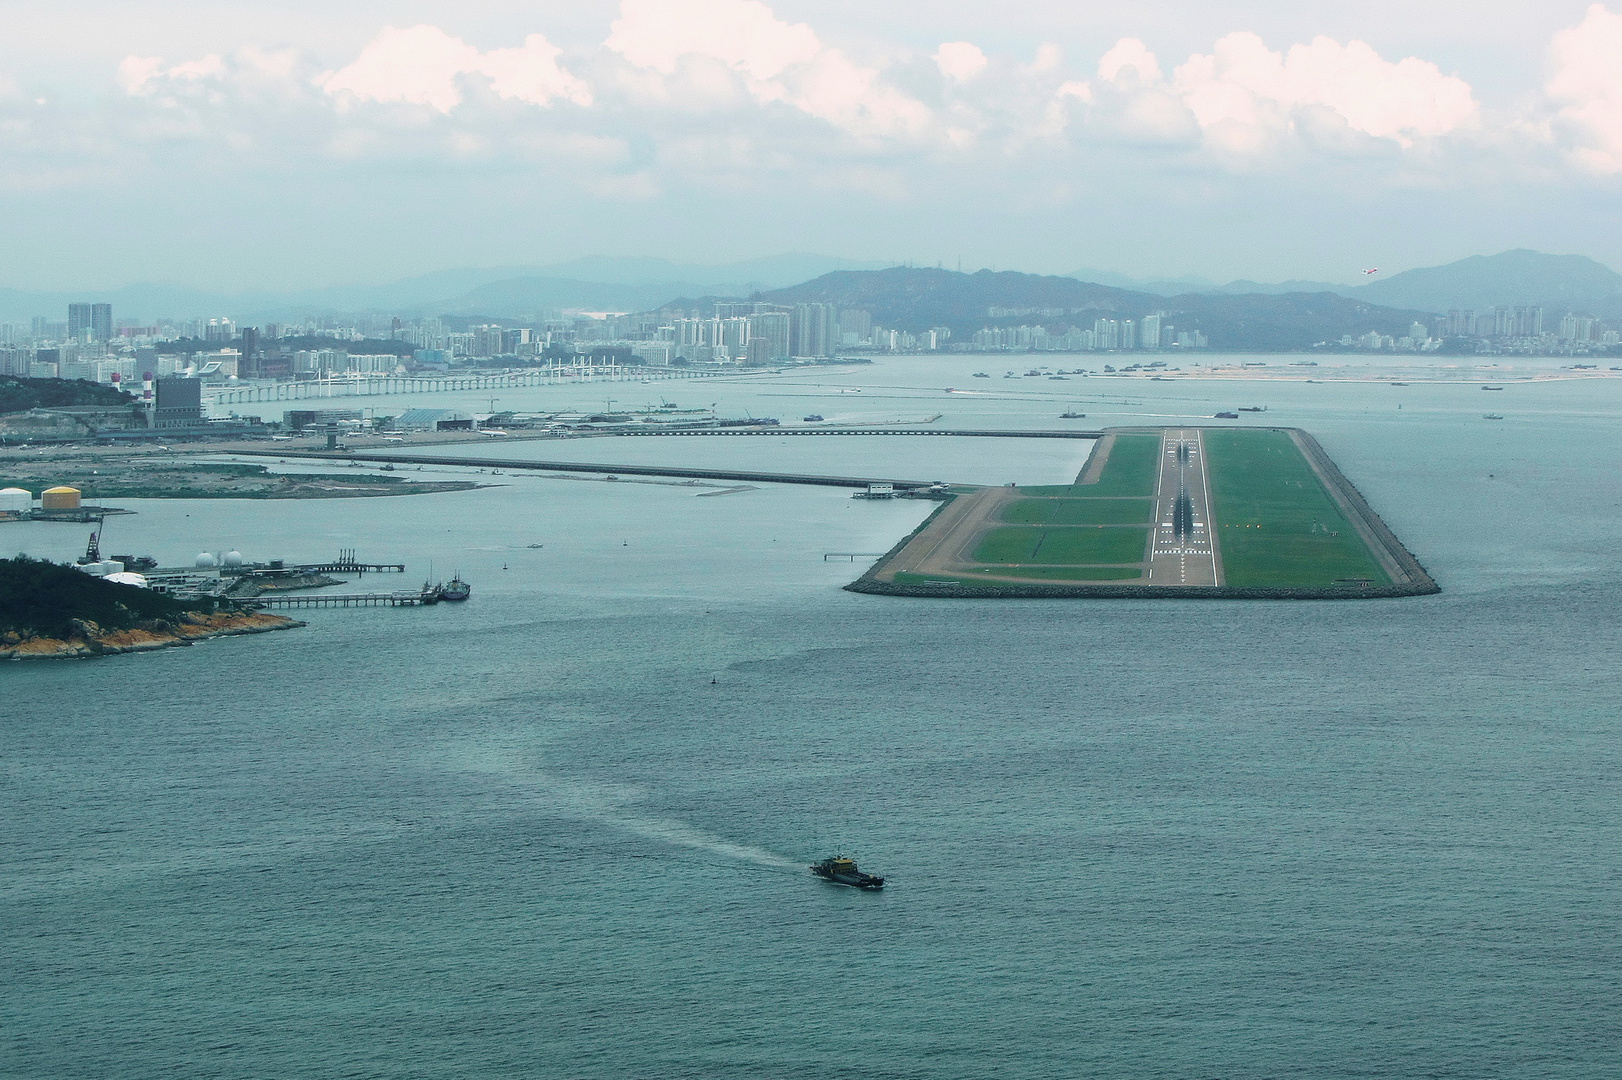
(3, 0, 1622, 291)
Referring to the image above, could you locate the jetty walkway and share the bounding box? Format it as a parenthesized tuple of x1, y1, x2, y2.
(248, 591, 437, 608)
(588, 427, 1104, 439)
(232, 449, 948, 490)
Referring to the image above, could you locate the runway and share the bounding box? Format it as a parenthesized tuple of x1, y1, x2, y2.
(1146, 428, 1222, 586)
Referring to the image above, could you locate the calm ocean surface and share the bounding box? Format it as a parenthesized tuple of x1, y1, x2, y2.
(4, 357, 1621, 1078)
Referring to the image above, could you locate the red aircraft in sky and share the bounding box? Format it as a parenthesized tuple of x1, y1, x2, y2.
(1362, 268, 1379, 275)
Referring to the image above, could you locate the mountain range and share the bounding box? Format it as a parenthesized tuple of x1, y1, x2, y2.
(1072, 250, 1622, 316)
(751, 268, 1435, 350)
(2, 250, 1620, 327)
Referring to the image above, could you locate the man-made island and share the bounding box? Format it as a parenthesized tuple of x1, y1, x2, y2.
(0, 556, 302, 659)
(849, 427, 1437, 599)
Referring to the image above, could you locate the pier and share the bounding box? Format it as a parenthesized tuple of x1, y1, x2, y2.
(286, 560, 406, 575)
(588, 427, 1105, 439)
(247, 590, 439, 608)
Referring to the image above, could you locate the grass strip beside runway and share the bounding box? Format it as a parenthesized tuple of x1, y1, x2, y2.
(1000, 497, 1155, 526)
(1204, 429, 1390, 587)
(973, 526, 1150, 566)
(895, 567, 1143, 585)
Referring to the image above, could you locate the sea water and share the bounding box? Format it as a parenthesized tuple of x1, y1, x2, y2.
(3, 358, 1621, 1078)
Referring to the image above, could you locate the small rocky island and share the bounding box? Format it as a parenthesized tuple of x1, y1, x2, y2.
(0, 556, 301, 659)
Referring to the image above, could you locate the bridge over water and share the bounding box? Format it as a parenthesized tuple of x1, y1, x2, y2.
(205, 365, 737, 407)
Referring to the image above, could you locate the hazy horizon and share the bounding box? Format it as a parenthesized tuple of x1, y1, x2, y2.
(3, 1, 1622, 291)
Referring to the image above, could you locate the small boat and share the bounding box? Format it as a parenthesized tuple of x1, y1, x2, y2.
(1060, 411, 1087, 419)
(802, 414, 824, 422)
(439, 575, 471, 601)
(972, 372, 990, 378)
(1483, 386, 1505, 391)
(1238, 406, 1266, 412)
(1483, 413, 1505, 420)
(1213, 411, 1239, 419)
(810, 855, 884, 890)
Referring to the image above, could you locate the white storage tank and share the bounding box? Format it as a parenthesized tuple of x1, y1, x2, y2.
(196, 552, 218, 568)
(223, 550, 244, 567)
(0, 487, 30, 514)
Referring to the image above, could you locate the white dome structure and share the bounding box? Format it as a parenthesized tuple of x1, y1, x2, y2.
(223, 550, 244, 567)
(196, 552, 218, 568)
(104, 572, 149, 588)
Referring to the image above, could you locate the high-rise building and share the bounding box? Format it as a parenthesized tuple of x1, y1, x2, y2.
(1139, 315, 1161, 351)
(838, 308, 872, 345)
(747, 312, 791, 361)
(68, 303, 113, 341)
(792, 303, 838, 357)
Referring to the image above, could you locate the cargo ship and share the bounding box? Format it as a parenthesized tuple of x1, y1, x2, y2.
(439, 575, 471, 602)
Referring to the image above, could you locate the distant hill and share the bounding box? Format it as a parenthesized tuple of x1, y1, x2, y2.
(1068, 268, 1348, 297)
(1068, 250, 1622, 313)
(756, 267, 1433, 350)
(0, 376, 131, 416)
(1352, 250, 1622, 316)
(760, 268, 1147, 330)
(0, 556, 204, 640)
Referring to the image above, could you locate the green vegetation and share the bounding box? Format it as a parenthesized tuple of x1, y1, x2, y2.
(1023, 433, 1161, 497)
(894, 567, 1141, 585)
(0, 376, 132, 416)
(973, 526, 1149, 565)
(1203, 429, 1390, 587)
(976, 566, 1142, 581)
(1001, 497, 1153, 525)
(0, 556, 208, 639)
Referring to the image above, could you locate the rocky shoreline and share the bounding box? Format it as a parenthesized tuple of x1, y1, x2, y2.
(1, 610, 304, 659)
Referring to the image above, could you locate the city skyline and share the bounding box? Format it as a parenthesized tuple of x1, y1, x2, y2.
(3, 1, 1622, 290)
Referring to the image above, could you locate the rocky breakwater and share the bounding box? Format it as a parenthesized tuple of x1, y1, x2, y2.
(2, 610, 303, 659)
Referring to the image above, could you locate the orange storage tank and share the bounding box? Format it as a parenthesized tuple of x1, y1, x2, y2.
(40, 486, 81, 510)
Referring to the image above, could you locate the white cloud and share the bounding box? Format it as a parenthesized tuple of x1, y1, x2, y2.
(606, 0, 931, 138)
(607, 0, 819, 81)
(1548, 3, 1622, 173)
(321, 24, 590, 113)
(120, 53, 226, 96)
(481, 34, 594, 108)
(1098, 39, 1161, 85)
(935, 42, 987, 82)
(1063, 31, 1477, 156)
(1174, 34, 1476, 146)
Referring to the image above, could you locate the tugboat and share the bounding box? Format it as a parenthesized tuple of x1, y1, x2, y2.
(1060, 411, 1087, 419)
(439, 574, 471, 601)
(810, 855, 885, 890)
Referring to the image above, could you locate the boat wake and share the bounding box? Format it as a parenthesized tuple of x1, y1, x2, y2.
(597, 812, 799, 870)
(442, 743, 801, 871)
